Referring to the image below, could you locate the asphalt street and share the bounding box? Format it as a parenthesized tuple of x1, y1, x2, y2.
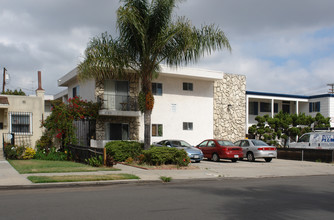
(1, 175, 334, 220)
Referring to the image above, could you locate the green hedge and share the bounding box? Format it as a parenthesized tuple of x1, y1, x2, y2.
(143, 146, 190, 166)
(105, 141, 143, 162)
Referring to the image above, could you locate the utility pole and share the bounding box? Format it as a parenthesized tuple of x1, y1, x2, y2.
(2, 67, 7, 93)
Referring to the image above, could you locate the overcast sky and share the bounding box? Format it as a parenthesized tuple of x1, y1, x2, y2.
(1, 0, 334, 96)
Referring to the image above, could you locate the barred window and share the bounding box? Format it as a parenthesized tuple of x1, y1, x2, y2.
(10, 112, 32, 135)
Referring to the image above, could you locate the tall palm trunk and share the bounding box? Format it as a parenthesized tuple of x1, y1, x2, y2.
(144, 109, 152, 150)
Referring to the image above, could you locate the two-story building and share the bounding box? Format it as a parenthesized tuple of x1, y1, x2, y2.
(56, 66, 246, 146)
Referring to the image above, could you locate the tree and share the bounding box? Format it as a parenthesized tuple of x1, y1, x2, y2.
(42, 97, 100, 150)
(1, 89, 26, 95)
(248, 111, 331, 147)
(78, 0, 231, 149)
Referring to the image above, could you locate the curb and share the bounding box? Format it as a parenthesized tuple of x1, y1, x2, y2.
(0, 179, 162, 191)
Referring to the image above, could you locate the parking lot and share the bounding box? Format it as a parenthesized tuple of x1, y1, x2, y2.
(192, 159, 334, 179)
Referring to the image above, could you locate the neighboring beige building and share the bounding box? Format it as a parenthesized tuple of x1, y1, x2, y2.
(0, 71, 47, 150)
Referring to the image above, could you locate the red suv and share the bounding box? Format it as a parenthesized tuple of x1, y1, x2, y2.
(196, 139, 243, 162)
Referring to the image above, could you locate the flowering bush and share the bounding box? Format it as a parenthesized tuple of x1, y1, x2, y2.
(41, 97, 100, 150)
(23, 147, 36, 160)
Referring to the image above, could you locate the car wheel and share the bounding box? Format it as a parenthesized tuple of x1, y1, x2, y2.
(231, 159, 237, 162)
(265, 158, 272, 162)
(247, 152, 255, 162)
(212, 153, 220, 162)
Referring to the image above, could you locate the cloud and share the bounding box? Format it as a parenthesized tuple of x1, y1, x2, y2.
(1, 0, 334, 96)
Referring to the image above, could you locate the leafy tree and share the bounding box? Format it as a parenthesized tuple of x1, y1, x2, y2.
(1, 89, 26, 95)
(248, 111, 330, 147)
(77, 0, 231, 149)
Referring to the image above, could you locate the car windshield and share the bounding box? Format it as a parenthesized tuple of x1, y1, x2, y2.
(217, 140, 235, 146)
(170, 140, 191, 148)
(251, 140, 268, 146)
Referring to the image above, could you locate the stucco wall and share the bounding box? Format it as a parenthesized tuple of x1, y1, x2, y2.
(214, 73, 246, 142)
(150, 75, 214, 146)
(0, 94, 44, 149)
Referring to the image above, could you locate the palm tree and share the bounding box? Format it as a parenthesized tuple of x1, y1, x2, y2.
(78, 0, 231, 149)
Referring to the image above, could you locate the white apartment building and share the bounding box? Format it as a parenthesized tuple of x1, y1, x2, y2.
(56, 66, 246, 146)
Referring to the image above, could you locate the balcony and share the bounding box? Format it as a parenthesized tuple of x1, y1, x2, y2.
(99, 94, 141, 117)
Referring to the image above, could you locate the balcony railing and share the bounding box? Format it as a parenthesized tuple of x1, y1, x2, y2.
(101, 94, 138, 111)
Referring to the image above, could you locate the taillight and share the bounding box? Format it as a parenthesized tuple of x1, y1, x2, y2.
(258, 147, 276, 151)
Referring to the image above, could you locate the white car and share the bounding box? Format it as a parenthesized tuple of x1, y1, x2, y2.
(234, 139, 277, 162)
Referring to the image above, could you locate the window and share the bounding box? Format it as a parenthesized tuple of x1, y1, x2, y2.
(10, 112, 32, 134)
(298, 134, 310, 142)
(249, 102, 258, 115)
(260, 102, 271, 112)
(72, 86, 80, 98)
(274, 103, 278, 113)
(152, 124, 163, 137)
(309, 102, 320, 112)
(198, 140, 208, 147)
(152, 83, 162, 96)
(183, 122, 193, 130)
(183, 82, 193, 91)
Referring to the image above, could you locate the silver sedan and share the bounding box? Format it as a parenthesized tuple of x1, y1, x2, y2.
(234, 139, 277, 162)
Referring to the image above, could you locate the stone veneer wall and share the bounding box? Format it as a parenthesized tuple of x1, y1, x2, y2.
(95, 74, 140, 141)
(214, 73, 246, 142)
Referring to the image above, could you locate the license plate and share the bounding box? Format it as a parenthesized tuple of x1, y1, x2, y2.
(234, 155, 239, 158)
(268, 153, 273, 156)
(194, 155, 199, 158)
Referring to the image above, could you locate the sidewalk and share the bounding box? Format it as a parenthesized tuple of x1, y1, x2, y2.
(1, 150, 334, 189)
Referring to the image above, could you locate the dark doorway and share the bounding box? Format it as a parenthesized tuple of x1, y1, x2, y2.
(110, 123, 129, 140)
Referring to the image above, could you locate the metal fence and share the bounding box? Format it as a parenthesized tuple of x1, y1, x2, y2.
(277, 148, 334, 163)
(2, 133, 31, 147)
(73, 119, 96, 147)
(101, 94, 138, 111)
(68, 144, 104, 163)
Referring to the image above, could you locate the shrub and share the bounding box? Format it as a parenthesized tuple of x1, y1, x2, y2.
(143, 147, 190, 166)
(105, 141, 143, 162)
(3, 144, 26, 159)
(35, 134, 53, 154)
(23, 147, 36, 160)
(34, 147, 67, 161)
(85, 155, 103, 167)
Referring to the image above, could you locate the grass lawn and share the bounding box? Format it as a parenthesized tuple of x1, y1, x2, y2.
(8, 159, 120, 174)
(27, 174, 139, 183)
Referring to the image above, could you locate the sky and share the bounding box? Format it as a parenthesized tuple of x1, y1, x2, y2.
(1, 0, 334, 96)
